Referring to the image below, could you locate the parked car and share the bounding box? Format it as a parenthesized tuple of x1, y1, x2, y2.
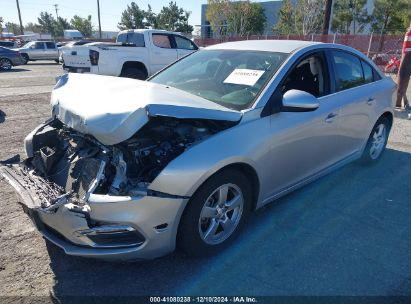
(14, 41, 59, 64)
(0, 40, 395, 261)
(0, 46, 25, 70)
(58, 40, 96, 64)
(64, 30, 83, 40)
(62, 29, 198, 79)
(0, 41, 18, 48)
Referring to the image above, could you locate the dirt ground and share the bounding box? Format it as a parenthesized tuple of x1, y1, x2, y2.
(1, 62, 411, 299)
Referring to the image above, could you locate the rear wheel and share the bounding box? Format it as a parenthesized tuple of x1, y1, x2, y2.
(178, 169, 252, 257)
(360, 116, 390, 164)
(0, 58, 12, 70)
(120, 67, 147, 80)
(21, 53, 29, 64)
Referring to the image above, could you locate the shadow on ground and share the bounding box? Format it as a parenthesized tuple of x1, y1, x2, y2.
(0, 110, 6, 123)
(0, 68, 31, 73)
(47, 148, 411, 298)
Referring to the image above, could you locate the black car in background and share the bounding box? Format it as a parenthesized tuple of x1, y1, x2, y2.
(0, 47, 25, 70)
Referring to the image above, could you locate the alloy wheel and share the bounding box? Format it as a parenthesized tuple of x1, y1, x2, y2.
(369, 123, 387, 160)
(0, 59, 12, 70)
(198, 183, 244, 245)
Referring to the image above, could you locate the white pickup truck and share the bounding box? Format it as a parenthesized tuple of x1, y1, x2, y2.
(62, 29, 199, 79)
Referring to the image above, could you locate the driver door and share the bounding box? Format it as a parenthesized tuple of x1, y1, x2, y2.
(262, 51, 346, 201)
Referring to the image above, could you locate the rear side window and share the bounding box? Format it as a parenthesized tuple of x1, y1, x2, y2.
(116, 33, 145, 47)
(361, 60, 374, 83)
(331, 51, 364, 91)
(46, 42, 55, 49)
(174, 35, 197, 50)
(152, 34, 172, 49)
(0, 41, 14, 48)
(34, 42, 45, 49)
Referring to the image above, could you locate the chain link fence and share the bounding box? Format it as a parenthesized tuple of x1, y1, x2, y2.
(194, 33, 404, 72)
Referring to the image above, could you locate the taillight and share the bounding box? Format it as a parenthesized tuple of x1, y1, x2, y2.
(89, 50, 99, 65)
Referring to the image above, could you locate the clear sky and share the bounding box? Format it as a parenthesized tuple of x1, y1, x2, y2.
(1, 0, 210, 32)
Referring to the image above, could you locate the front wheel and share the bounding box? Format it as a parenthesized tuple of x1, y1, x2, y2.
(360, 116, 390, 164)
(178, 169, 252, 257)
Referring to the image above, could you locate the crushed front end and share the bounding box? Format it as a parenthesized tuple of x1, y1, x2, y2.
(0, 117, 228, 260)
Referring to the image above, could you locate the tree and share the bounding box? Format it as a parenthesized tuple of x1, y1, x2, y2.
(206, 0, 230, 36)
(24, 22, 42, 33)
(5, 22, 21, 35)
(118, 2, 145, 30)
(227, 1, 266, 36)
(331, 0, 370, 34)
(370, 0, 411, 34)
(207, 0, 265, 37)
(55, 17, 71, 37)
(157, 1, 193, 33)
(37, 12, 57, 36)
(144, 5, 158, 28)
(273, 0, 295, 34)
(70, 15, 93, 37)
(295, 0, 325, 35)
(0, 17, 4, 35)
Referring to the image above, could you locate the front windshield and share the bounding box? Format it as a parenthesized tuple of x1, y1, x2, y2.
(149, 50, 288, 111)
(22, 41, 34, 48)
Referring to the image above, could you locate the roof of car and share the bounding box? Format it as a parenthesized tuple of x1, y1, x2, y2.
(205, 40, 322, 53)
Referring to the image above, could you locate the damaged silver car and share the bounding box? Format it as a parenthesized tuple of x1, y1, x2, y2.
(1, 40, 395, 260)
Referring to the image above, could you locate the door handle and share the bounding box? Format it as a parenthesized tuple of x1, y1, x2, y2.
(367, 97, 375, 105)
(325, 113, 338, 123)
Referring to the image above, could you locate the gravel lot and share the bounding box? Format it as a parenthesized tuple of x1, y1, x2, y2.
(0, 62, 411, 299)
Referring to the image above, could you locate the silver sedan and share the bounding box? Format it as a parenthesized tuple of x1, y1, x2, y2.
(0, 40, 395, 261)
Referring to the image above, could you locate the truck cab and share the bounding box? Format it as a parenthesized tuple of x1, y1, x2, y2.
(62, 29, 198, 80)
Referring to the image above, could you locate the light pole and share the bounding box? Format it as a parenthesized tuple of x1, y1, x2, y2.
(15, 0, 24, 35)
(322, 0, 333, 35)
(97, 0, 102, 39)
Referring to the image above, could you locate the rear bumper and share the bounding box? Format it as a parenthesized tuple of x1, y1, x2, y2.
(63, 65, 91, 73)
(0, 164, 188, 261)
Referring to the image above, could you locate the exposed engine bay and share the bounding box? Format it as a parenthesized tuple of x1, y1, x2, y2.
(16, 117, 231, 209)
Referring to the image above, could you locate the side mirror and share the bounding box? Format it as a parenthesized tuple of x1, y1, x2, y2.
(282, 89, 320, 112)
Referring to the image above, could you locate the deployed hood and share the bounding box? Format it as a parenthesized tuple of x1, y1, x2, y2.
(51, 73, 242, 145)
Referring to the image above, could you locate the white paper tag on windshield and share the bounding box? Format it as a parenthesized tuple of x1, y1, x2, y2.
(223, 69, 265, 86)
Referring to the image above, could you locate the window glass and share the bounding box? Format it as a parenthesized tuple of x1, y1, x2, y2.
(152, 34, 172, 48)
(116, 33, 145, 47)
(361, 60, 374, 83)
(332, 51, 365, 91)
(282, 53, 327, 97)
(174, 36, 197, 50)
(45, 42, 55, 49)
(34, 42, 45, 49)
(150, 50, 287, 110)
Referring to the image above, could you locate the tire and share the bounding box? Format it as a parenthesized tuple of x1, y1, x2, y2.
(120, 67, 147, 80)
(178, 169, 252, 257)
(360, 116, 390, 164)
(0, 58, 12, 71)
(21, 53, 29, 64)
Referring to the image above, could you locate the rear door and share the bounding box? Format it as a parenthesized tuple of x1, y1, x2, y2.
(149, 33, 178, 74)
(173, 35, 198, 59)
(327, 50, 379, 158)
(45, 42, 58, 60)
(31, 42, 46, 59)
